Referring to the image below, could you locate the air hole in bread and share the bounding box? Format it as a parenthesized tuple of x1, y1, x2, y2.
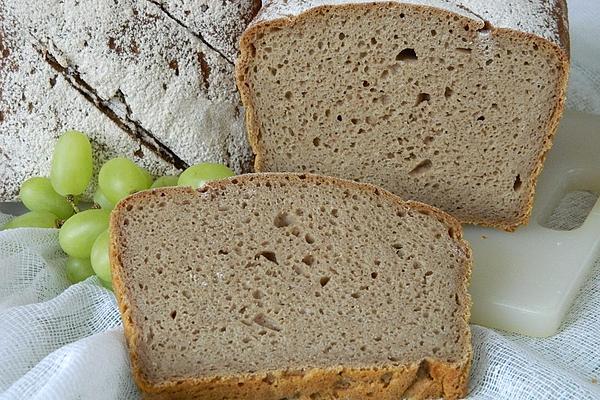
(256, 251, 278, 264)
(305, 233, 315, 244)
(253, 313, 281, 332)
(274, 212, 293, 228)
(302, 254, 315, 266)
(448, 227, 455, 238)
(415, 93, 430, 106)
(456, 47, 472, 54)
(513, 175, 522, 191)
(408, 159, 433, 176)
(395, 48, 417, 61)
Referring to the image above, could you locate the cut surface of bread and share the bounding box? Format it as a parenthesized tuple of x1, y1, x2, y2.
(236, 0, 570, 231)
(110, 173, 472, 400)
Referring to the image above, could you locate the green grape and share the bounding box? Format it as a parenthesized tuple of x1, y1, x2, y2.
(99, 278, 113, 291)
(65, 256, 95, 283)
(178, 163, 234, 188)
(59, 209, 110, 258)
(2, 211, 59, 230)
(20, 177, 74, 219)
(98, 158, 153, 204)
(90, 230, 111, 282)
(151, 175, 179, 188)
(50, 131, 93, 196)
(93, 187, 115, 210)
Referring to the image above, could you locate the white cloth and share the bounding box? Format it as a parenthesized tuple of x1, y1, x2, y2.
(0, 221, 139, 400)
(2, 0, 600, 398)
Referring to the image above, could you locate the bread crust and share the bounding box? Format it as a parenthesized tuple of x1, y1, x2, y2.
(110, 172, 473, 400)
(235, 1, 570, 232)
(0, 0, 261, 201)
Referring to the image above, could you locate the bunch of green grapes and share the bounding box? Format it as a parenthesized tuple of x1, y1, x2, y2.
(2, 130, 235, 289)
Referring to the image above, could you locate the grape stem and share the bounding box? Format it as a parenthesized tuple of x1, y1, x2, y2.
(66, 195, 80, 214)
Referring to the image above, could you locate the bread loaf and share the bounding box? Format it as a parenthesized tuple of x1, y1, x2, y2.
(236, 0, 570, 231)
(110, 173, 473, 400)
(0, 0, 260, 201)
(155, 0, 262, 62)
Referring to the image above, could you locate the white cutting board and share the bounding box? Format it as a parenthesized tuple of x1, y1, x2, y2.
(465, 111, 600, 337)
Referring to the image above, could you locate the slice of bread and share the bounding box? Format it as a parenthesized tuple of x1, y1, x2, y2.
(236, 0, 570, 231)
(110, 173, 472, 400)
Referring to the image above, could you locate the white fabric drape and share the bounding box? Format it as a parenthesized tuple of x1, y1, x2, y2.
(1, 0, 600, 398)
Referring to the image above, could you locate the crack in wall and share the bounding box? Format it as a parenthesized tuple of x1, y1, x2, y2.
(146, 0, 234, 65)
(32, 40, 189, 171)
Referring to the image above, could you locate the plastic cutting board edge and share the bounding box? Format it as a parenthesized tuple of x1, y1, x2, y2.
(465, 111, 600, 337)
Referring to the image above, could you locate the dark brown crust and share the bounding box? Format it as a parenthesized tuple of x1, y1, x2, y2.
(235, 1, 570, 232)
(110, 173, 473, 400)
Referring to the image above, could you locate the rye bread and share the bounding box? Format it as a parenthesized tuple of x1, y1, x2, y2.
(155, 0, 262, 62)
(110, 173, 473, 400)
(0, 0, 260, 201)
(236, 0, 570, 231)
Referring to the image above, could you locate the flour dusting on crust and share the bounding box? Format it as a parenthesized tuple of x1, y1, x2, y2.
(0, 0, 256, 201)
(156, 0, 262, 62)
(257, 0, 567, 49)
(0, 3, 176, 200)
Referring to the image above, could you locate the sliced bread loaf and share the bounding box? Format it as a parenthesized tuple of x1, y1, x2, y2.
(110, 173, 472, 400)
(236, 0, 570, 231)
(0, 0, 260, 200)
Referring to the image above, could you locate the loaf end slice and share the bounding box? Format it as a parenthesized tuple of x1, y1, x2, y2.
(236, 1, 570, 231)
(110, 173, 472, 399)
